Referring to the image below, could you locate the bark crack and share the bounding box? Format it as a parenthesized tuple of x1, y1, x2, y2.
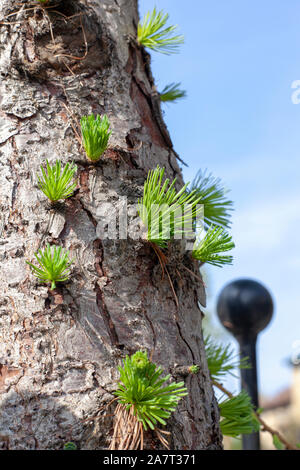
(141, 302, 157, 359)
(76, 197, 123, 350)
(175, 318, 196, 363)
(94, 281, 121, 349)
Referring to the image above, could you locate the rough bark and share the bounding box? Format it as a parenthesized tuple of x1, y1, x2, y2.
(0, 0, 222, 450)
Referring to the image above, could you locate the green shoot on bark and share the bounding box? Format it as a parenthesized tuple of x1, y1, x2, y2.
(80, 114, 111, 161)
(114, 351, 187, 431)
(138, 8, 184, 54)
(204, 335, 250, 381)
(138, 166, 203, 248)
(219, 391, 260, 438)
(188, 170, 233, 229)
(192, 226, 235, 267)
(37, 160, 77, 203)
(159, 83, 187, 103)
(188, 365, 200, 374)
(26, 244, 73, 290)
(63, 442, 77, 450)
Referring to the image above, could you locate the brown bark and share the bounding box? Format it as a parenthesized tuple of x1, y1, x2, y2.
(0, 0, 222, 449)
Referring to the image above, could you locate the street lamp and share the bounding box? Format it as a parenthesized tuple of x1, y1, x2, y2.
(217, 278, 274, 450)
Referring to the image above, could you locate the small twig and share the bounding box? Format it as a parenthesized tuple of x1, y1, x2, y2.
(156, 428, 170, 449)
(1, 7, 35, 20)
(61, 102, 82, 146)
(165, 265, 179, 310)
(212, 379, 299, 451)
(0, 2, 61, 23)
(0, 21, 22, 25)
(173, 149, 188, 168)
(258, 415, 298, 451)
(150, 242, 179, 310)
(54, 14, 88, 61)
(109, 403, 144, 450)
(150, 242, 167, 280)
(81, 397, 118, 423)
(181, 264, 205, 286)
(49, 11, 83, 21)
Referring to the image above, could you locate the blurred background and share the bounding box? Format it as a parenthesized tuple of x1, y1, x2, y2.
(139, 0, 300, 448)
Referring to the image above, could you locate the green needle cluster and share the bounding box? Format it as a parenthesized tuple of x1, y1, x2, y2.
(188, 365, 200, 375)
(204, 335, 250, 381)
(26, 244, 73, 290)
(37, 160, 77, 203)
(219, 391, 260, 438)
(188, 170, 233, 229)
(138, 8, 184, 54)
(159, 83, 187, 103)
(80, 114, 111, 161)
(63, 442, 77, 450)
(192, 226, 235, 267)
(204, 337, 258, 439)
(114, 351, 187, 431)
(138, 166, 203, 248)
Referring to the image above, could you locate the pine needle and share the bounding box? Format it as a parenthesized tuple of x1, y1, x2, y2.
(138, 166, 203, 248)
(192, 226, 235, 267)
(204, 335, 250, 381)
(159, 83, 187, 103)
(26, 244, 73, 290)
(80, 114, 111, 161)
(138, 8, 184, 54)
(37, 160, 77, 203)
(188, 170, 233, 229)
(219, 391, 260, 437)
(114, 351, 187, 432)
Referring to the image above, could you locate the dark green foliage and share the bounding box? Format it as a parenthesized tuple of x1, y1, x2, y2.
(159, 83, 187, 103)
(63, 442, 77, 450)
(114, 351, 187, 431)
(219, 391, 260, 437)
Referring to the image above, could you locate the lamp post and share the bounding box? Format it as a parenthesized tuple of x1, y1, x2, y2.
(217, 279, 274, 450)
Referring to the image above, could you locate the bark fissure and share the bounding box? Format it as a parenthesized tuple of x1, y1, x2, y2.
(174, 319, 196, 363)
(95, 282, 121, 349)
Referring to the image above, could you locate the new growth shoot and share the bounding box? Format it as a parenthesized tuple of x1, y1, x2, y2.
(26, 244, 73, 290)
(192, 226, 235, 267)
(159, 83, 187, 103)
(138, 166, 203, 248)
(80, 114, 111, 161)
(111, 351, 187, 449)
(37, 160, 77, 203)
(138, 8, 184, 54)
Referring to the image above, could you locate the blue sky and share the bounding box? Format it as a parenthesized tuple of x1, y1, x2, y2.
(139, 0, 300, 397)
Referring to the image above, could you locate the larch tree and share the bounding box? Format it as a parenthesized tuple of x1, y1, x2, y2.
(0, 0, 222, 449)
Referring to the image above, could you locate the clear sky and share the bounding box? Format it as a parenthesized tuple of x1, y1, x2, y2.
(139, 0, 300, 397)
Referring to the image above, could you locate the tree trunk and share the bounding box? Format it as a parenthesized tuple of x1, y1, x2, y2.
(0, 0, 222, 450)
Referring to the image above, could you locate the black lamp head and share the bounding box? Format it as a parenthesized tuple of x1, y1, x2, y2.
(217, 278, 274, 340)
